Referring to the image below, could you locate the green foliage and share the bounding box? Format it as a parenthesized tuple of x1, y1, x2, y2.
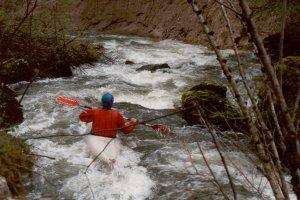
(0, 0, 103, 84)
(0, 131, 33, 195)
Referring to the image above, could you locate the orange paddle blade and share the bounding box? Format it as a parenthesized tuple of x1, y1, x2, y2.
(56, 96, 79, 108)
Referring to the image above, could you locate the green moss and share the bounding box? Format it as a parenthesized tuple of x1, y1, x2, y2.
(181, 81, 246, 132)
(0, 131, 33, 195)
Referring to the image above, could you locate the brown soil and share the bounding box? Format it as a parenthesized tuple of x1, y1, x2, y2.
(72, 0, 244, 48)
(71, 0, 299, 48)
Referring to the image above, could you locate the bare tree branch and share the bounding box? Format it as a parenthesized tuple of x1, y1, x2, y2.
(238, 1, 300, 197)
(196, 142, 231, 200)
(195, 104, 237, 200)
(187, 0, 287, 198)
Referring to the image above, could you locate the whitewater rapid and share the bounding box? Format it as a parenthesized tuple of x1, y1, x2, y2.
(9, 34, 293, 200)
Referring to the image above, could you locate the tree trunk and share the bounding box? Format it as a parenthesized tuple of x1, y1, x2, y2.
(187, 0, 286, 199)
(238, 0, 300, 197)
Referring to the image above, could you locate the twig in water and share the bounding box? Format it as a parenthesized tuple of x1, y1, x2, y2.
(24, 133, 89, 140)
(196, 142, 230, 200)
(27, 153, 56, 160)
(195, 104, 237, 200)
(85, 173, 95, 200)
(181, 142, 200, 175)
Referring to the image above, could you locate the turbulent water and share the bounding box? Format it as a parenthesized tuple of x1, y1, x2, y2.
(9, 34, 286, 200)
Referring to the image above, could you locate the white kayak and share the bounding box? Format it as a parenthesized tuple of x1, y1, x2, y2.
(83, 123, 122, 164)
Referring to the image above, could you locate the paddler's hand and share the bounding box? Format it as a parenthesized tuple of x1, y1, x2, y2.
(130, 118, 138, 125)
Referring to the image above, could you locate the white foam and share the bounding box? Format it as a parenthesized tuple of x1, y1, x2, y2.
(61, 144, 155, 200)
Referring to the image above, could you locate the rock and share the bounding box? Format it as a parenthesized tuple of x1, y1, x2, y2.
(125, 60, 135, 65)
(0, 176, 12, 199)
(181, 81, 246, 132)
(46, 65, 73, 78)
(0, 178, 11, 199)
(0, 86, 23, 128)
(0, 132, 33, 195)
(136, 63, 170, 72)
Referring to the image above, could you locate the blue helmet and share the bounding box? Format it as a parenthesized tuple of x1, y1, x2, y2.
(101, 93, 114, 108)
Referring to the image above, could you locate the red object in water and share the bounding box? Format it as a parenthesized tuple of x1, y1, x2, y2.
(56, 96, 79, 108)
(79, 108, 137, 138)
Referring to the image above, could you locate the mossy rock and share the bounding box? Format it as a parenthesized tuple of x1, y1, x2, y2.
(0, 131, 33, 195)
(0, 86, 23, 128)
(189, 82, 227, 97)
(181, 81, 246, 132)
(210, 110, 247, 133)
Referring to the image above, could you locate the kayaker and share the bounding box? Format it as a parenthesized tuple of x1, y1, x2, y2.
(79, 92, 138, 137)
(79, 93, 138, 165)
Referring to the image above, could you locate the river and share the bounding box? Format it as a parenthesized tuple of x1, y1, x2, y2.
(9, 34, 280, 199)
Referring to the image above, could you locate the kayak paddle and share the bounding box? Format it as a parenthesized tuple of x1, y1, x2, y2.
(56, 96, 91, 109)
(55, 95, 174, 135)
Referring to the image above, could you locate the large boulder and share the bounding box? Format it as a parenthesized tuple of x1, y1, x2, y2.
(181, 81, 246, 132)
(136, 63, 170, 72)
(0, 86, 23, 128)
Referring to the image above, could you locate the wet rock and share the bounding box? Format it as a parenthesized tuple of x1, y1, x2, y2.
(181, 81, 246, 132)
(0, 131, 33, 195)
(0, 176, 12, 199)
(125, 60, 135, 65)
(0, 85, 23, 128)
(136, 63, 170, 72)
(46, 65, 73, 78)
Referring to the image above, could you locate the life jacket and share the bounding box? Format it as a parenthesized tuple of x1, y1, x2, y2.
(79, 108, 136, 138)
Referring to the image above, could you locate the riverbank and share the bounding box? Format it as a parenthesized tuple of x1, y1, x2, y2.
(72, 0, 299, 49)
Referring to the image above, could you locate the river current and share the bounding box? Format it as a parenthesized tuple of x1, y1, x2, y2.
(9, 34, 284, 199)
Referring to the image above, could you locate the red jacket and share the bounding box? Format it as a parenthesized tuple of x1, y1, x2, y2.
(79, 108, 137, 138)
